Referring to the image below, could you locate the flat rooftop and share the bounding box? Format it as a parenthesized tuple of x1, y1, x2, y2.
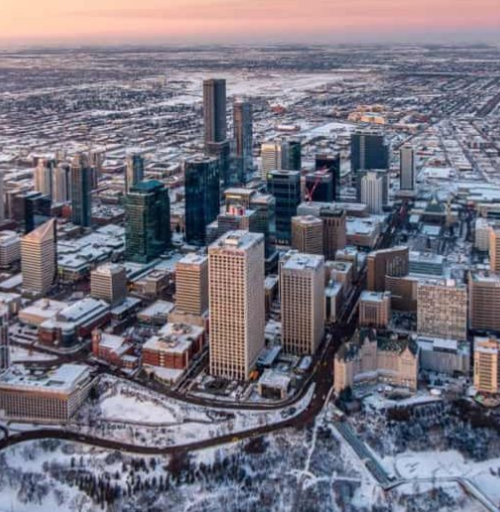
(283, 252, 324, 271)
(210, 230, 264, 252)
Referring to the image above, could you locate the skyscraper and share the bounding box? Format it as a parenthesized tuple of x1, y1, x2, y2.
(125, 152, 145, 194)
(71, 153, 93, 227)
(12, 191, 52, 234)
(233, 101, 253, 183)
(125, 180, 171, 263)
(281, 139, 302, 171)
(209, 231, 265, 380)
(0, 313, 9, 372)
(291, 216, 324, 255)
(34, 158, 55, 197)
(351, 131, 389, 172)
(175, 253, 209, 316)
(305, 170, 335, 203)
(0, 172, 4, 224)
(52, 163, 71, 204)
(315, 152, 341, 200)
(400, 144, 416, 191)
(267, 170, 301, 245)
(281, 252, 325, 355)
(261, 142, 282, 178)
(21, 219, 57, 295)
(203, 78, 227, 146)
(361, 171, 385, 214)
(490, 226, 500, 273)
(184, 156, 220, 246)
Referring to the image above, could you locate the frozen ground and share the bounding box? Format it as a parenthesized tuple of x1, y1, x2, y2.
(0, 402, 479, 512)
(69, 375, 315, 448)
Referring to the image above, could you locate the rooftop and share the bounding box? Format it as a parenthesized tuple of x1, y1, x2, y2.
(282, 252, 324, 271)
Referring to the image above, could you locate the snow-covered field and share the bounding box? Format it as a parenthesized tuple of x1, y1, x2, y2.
(69, 375, 315, 448)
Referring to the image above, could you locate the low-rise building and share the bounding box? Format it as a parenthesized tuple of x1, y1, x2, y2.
(0, 364, 94, 422)
(258, 369, 291, 400)
(91, 330, 138, 370)
(417, 336, 470, 376)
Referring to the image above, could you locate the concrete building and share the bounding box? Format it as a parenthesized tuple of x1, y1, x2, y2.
(52, 163, 71, 204)
(281, 252, 325, 355)
(417, 279, 468, 340)
(0, 364, 94, 421)
(21, 219, 57, 295)
(90, 263, 127, 306)
(367, 246, 409, 292)
(417, 336, 470, 376)
(473, 336, 500, 395)
(409, 251, 444, 276)
(469, 271, 500, 334)
(261, 142, 282, 178)
(34, 158, 55, 197)
(359, 291, 391, 329)
(0, 231, 21, 267)
(334, 330, 418, 394)
(291, 216, 323, 255)
(474, 218, 491, 251)
(175, 253, 209, 316)
(125, 152, 145, 194)
(209, 231, 265, 380)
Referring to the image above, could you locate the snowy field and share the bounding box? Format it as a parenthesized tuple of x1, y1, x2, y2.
(0, 402, 480, 512)
(69, 375, 315, 448)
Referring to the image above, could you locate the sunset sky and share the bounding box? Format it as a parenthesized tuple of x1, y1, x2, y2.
(1, 0, 499, 46)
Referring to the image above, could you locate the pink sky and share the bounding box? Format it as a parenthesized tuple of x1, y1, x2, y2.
(2, 0, 499, 44)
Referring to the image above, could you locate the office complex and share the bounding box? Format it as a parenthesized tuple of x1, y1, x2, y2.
(203, 78, 227, 146)
(52, 163, 71, 203)
(21, 219, 57, 295)
(351, 131, 390, 172)
(417, 279, 468, 340)
(12, 191, 52, 234)
(261, 142, 283, 178)
(315, 152, 340, 200)
(90, 263, 127, 306)
(233, 101, 253, 182)
(291, 216, 324, 255)
(305, 170, 335, 203)
(0, 231, 21, 267)
(209, 231, 265, 380)
(125, 180, 171, 263)
(281, 252, 325, 355)
(34, 158, 55, 197)
(175, 253, 209, 316)
(267, 170, 301, 245)
(125, 152, 145, 194)
(281, 139, 302, 171)
(400, 144, 416, 191)
(71, 153, 93, 227)
(184, 156, 220, 245)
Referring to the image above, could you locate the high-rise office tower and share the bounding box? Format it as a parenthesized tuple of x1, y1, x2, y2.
(469, 272, 500, 333)
(185, 156, 220, 246)
(267, 170, 301, 246)
(400, 144, 416, 191)
(417, 279, 468, 340)
(125, 180, 171, 263)
(351, 131, 389, 172)
(367, 246, 409, 292)
(233, 101, 253, 183)
(88, 149, 104, 189)
(316, 152, 341, 200)
(281, 252, 325, 355)
(209, 231, 265, 380)
(291, 216, 324, 255)
(12, 191, 52, 234)
(0, 313, 9, 372)
(261, 142, 283, 178)
(125, 152, 145, 194)
(52, 163, 71, 204)
(0, 231, 21, 267)
(361, 171, 385, 214)
(359, 291, 391, 329)
(474, 337, 500, 394)
(21, 219, 57, 295)
(297, 203, 347, 260)
(90, 263, 127, 306)
(71, 153, 93, 227)
(281, 139, 302, 171)
(490, 227, 500, 273)
(305, 171, 335, 203)
(206, 140, 232, 186)
(175, 253, 209, 316)
(34, 158, 56, 197)
(203, 78, 227, 146)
